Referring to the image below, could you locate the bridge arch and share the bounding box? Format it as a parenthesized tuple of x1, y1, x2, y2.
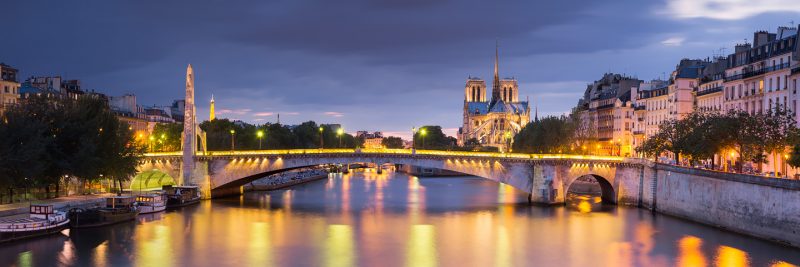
(566, 174, 616, 204)
(130, 169, 177, 191)
(204, 155, 534, 197)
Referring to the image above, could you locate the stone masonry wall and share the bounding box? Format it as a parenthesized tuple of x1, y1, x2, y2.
(654, 164, 800, 247)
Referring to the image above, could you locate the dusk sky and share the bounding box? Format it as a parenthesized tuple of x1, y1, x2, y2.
(4, 1, 800, 138)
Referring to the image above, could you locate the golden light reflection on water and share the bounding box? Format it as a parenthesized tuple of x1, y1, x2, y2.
(677, 236, 707, 267)
(93, 240, 108, 267)
(248, 222, 273, 267)
(325, 224, 354, 267)
(716, 245, 750, 267)
(771, 261, 799, 267)
(407, 224, 437, 267)
(137, 225, 174, 267)
(495, 226, 511, 267)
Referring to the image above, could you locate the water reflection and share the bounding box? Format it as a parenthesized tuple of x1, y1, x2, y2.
(1, 171, 799, 267)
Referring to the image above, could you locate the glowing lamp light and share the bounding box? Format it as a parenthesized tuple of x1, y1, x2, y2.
(257, 130, 264, 138)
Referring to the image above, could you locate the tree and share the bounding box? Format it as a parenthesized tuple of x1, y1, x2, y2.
(0, 97, 51, 201)
(414, 126, 456, 150)
(382, 136, 404, 149)
(462, 138, 481, 151)
(788, 144, 800, 170)
(151, 123, 182, 152)
(513, 115, 575, 154)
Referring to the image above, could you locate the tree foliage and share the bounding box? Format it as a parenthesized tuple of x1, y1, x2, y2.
(382, 136, 404, 149)
(637, 109, 797, 171)
(0, 95, 144, 199)
(513, 115, 576, 154)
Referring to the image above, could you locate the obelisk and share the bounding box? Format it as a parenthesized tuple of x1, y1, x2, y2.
(181, 64, 196, 185)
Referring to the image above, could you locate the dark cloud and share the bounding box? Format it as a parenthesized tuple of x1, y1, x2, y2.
(2, 0, 787, 134)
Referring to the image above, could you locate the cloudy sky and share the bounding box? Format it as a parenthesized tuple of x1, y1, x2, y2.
(4, 0, 800, 138)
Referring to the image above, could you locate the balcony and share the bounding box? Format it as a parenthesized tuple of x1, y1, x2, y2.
(696, 86, 723, 97)
(725, 63, 791, 82)
(634, 105, 646, 111)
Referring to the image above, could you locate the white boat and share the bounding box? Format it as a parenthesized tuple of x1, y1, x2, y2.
(0, 204, 70, 243)
(136, 194, 166, 214)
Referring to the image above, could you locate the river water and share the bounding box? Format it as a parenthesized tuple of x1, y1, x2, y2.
(2, 170, 799, 267)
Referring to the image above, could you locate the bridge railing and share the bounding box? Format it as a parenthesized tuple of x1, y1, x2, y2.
(144, 149, 626, 162)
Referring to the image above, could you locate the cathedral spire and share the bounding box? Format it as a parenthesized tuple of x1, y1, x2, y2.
(491, 40, 501, 104)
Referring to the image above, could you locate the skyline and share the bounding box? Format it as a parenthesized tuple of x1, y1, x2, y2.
(3, 1, 800, 138)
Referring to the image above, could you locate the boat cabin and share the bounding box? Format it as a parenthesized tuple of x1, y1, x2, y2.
(30, 204, 55, 220)
(136, 194, 164, 204)
(106, 196, 137, 209)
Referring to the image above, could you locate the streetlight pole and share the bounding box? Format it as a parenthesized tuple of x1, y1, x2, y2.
(420, 128, 427, 149)
(505, 131, 511, 153)
(337, 128, 344, 148)
(230, 129, 236, 151)
(319, 126, 324, 149)
(148, 136, 154, 153)
(411, 127, 416, 151)
(257, 130, 264, 150)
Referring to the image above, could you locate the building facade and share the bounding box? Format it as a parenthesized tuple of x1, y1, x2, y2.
(576, 73, 641, 156)
(0, 63, 20, 114)
(458, 47, 530, 152)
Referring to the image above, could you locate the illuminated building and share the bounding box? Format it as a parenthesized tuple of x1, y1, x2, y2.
(458, 45, 530, 152)
(0, 63, 20, 114)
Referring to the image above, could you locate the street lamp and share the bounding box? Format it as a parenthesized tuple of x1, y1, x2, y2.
(319, 126, 324, 149)
(257, 130, 264, 150)
(230, 129, 236, 151)
(420, 128, 427, 149)
(504, 131, 512, 153)
(411, 127, 417, 151)
(336, 128, 344, 147)
(148, 136, 154, 153)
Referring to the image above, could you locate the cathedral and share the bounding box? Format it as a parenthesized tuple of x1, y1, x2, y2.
(457, 46, 531, 152)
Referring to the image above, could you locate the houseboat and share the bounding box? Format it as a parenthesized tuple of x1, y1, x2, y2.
(136, 193, 166, 214)
(68, 196, 139, 228)
(0, 204, 69, 243)
(164, 185, 201, 208)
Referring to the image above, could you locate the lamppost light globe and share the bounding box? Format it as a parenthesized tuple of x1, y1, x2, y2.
(230, 129, 235, 134)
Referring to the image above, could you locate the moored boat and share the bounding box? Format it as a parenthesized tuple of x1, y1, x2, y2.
(164, 185, 201, 209)
(136, 193, 166, 214)
(0, 204, 69, 243)
(68, 196, 138, 228)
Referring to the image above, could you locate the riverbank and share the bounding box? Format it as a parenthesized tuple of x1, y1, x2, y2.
(0, 194, 108, 218)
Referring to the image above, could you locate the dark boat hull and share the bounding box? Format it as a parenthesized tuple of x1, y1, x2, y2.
(68, 209, 139, 228)
(166, 197, 200, 209)
(0, 223, 69, 243)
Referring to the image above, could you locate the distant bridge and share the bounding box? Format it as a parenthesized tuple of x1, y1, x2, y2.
(138, 149, 656, 205)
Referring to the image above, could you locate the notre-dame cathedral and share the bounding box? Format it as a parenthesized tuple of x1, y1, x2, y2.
(457, 46, 531, 152)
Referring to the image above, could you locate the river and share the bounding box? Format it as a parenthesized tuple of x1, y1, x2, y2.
(2, 170, 799, 267)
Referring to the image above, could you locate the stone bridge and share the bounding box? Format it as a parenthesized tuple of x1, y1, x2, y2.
(138, 149, 655, 206)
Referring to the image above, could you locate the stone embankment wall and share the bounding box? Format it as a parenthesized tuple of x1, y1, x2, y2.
(652, 164, 800, 247)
